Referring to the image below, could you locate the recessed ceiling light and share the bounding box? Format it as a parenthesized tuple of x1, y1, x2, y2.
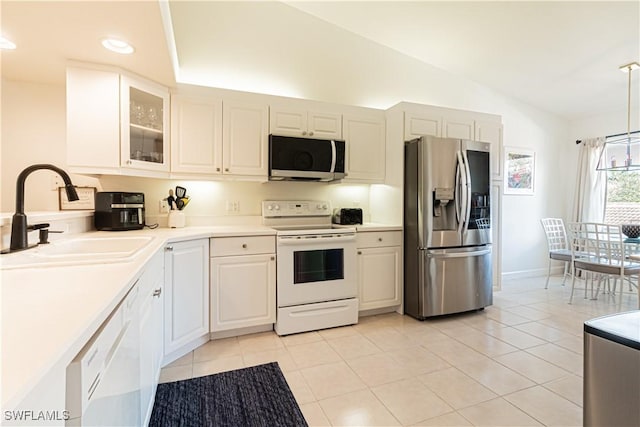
(619, 62, 640, 72)
(101, 38, 134, 54)
(0, 36, 16, 50)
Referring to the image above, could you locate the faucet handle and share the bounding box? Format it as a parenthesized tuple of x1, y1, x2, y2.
(27, 223, 50, 231)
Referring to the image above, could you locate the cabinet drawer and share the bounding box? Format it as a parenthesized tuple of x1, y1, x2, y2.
(357, 231, 402, 248)
(210, 236, 275, 257)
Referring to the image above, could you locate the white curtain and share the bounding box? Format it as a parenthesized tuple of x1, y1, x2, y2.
(572, 137, 607, 222)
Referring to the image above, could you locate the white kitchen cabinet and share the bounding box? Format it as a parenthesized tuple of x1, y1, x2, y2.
(66, 65, 169, 175)
(170, 94, 223, 175)
(222, 100, 269, 176)
(443, 115, 475, 140)
(138, 251, 164, 426)
(343, 113, 386, 182)
(476, 120, 504, 181)
(270, 106, 342, 139)
(210, 236, 276, 332)
(120, 74, 170, 172)
(164, 239, 209, 361)
(405, 111, 474, 140)
(356, 231, 402, 311)
(404, 112, 441, 139)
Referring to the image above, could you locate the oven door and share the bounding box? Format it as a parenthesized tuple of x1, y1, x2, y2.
(277, 233, 357, 307)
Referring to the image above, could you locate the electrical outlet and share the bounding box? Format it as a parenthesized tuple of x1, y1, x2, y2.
(353, 200, 361, 207)
(159, 199, 168, 213)
(225, 200, 240, 213)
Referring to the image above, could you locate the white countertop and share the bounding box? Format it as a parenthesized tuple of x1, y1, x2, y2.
(333, 223, 402, 232)
(1, 225, 275, 409)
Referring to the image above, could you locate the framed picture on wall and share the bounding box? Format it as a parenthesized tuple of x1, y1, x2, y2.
(504, 147, 535, 195)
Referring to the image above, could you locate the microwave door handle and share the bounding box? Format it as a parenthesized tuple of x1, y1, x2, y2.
(138, 208, 143, 224)
(330, 140, 337, 173)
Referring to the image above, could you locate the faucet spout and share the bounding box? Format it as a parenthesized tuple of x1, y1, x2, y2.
(9, 164, 79, 252)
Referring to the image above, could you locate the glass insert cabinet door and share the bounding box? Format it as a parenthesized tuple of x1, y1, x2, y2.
(120, 75, 170, 172)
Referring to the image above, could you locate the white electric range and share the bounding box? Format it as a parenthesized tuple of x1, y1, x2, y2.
(262, 200, 358, 335)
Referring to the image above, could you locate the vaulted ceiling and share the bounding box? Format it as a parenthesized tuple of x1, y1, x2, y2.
(2, 1, 638, 121)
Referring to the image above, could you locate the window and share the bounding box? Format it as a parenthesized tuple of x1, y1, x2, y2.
(604, 169, 640, 224)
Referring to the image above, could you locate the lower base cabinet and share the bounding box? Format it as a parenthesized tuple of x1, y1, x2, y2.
(164, 239, 210, 360)
(357, 231, 402, 311)
(210, 236, 276, 332)
(139, 251, 164, 425)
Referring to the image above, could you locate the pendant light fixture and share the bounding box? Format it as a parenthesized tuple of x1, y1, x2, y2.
(597, 61, 640, 171)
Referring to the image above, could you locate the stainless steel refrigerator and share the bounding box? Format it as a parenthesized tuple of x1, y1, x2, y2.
(404, 136, 492, 319)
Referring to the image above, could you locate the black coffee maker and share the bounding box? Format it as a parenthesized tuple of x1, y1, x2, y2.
(95, 192, 145, 231)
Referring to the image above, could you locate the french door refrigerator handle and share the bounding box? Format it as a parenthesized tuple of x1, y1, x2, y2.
(455, 150, 467, 237)
(461, 149, 472, 233)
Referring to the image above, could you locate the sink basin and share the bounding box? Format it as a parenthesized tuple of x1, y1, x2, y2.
(1, 236, 155, 269)
(35, 236, 154, 258)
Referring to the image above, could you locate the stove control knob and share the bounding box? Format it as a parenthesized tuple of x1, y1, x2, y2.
(316, 203, 322, 210)
(267, 205, 273, 211)
(321, 204, 328, 210)
(274, 204, 280, 211)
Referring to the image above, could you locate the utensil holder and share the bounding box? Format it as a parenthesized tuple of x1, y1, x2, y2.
(168, 211, 186, 228)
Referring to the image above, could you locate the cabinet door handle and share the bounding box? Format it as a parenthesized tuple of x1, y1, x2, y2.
(270, 256, 275, 261)
(242, 243, 247, 249)
(357, 251, 362, 255)
(309, 131, 314, 136)
(225, 168, 229, 172)
(378, 238, 383, 242)
(153, 288, 162, 297)
(216, 167, 221, 172)
(165, 246, 173, 251)
(302, 131, 307, 136)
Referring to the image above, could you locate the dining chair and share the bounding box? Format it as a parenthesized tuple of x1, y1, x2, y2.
(540, 218, 572, 289)
(567, 222, 640, 306)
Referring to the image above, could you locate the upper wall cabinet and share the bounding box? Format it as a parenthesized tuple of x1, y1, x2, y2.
(404, 113, 441, 139)
(170, 94, 223, 175)
(343, 113, 386, 182)
(223, 100, 269, 177)
(170, 91, 269, 179)
(270, 105, 342, 139)
(67, 65, 170, 176)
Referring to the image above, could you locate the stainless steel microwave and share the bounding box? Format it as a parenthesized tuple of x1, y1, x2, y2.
(269, 135, 346, 181)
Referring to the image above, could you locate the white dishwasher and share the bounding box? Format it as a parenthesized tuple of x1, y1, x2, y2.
(66, 283, 141, 426)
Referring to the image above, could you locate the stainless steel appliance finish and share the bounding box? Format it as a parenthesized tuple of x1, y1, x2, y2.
(584, 311, 640, 427)
(263, 200, 358, 335)
(269, 135, 346, 182)
(404, 136, 492, 319)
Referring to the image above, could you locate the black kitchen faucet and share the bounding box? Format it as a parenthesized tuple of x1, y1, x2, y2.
(6, 164, 79, 252)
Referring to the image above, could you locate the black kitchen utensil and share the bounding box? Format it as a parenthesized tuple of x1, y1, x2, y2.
(175, 186, 187, 199)
(176, 198, 185, 210)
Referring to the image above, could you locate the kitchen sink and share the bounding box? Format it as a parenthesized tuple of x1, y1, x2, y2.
(36, 236, 153, 258)
(1, 236, 155, 269)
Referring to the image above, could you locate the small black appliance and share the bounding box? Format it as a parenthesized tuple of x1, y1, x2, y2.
(95, 192, 145, 231)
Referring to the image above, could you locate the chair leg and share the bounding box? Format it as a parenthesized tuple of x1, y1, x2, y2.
(569, 271, 577, 304)
(561, 262, 569, 286)
(545, 259, 552, 289)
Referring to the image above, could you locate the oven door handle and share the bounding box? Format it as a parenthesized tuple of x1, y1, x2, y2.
(278, 235, 356, 245)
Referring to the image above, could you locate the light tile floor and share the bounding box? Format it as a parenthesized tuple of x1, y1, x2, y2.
(159, 275, 639, 426)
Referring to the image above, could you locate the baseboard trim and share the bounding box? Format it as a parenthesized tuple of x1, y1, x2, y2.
(502, 265, 565, 280)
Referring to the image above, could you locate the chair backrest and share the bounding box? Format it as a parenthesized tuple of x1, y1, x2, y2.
(567, 222, 626, 266)
(540, 218, 568, 252)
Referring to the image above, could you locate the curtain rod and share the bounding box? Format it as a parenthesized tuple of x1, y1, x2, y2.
(575, 129, 640, 145)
